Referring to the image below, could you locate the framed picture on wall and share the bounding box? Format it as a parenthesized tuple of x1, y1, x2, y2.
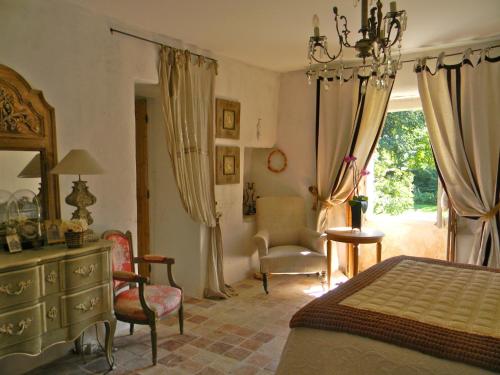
(216, 146, 240, 185)
(216, 99, 240, 139)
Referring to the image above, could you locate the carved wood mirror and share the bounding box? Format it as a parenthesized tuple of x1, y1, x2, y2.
(0, 64, 60, 224)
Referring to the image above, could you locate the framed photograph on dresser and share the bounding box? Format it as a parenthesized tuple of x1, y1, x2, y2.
(44, 219, 65, 244)
(6, 233, 22, 253)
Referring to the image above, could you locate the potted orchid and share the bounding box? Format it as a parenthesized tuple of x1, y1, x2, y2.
(343, 155, 369, 230)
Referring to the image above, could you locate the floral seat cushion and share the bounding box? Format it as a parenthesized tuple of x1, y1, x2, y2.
(115, 285, 182, 321)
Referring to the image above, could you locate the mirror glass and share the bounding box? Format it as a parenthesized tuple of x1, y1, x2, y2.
(0, 150, 42, 195)
(0, 150, 44, 217)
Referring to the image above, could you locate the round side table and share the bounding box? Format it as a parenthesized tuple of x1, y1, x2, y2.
(325, 228, 385, 284)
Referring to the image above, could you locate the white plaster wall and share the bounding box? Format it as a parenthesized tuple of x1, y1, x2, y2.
(214, 57, 280, 284)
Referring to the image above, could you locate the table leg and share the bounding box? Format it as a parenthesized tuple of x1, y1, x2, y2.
(327, 240, 332, 288)
(104, 318, 117, 369)
(376, 242, 382, 263)
(352, 244, 359, 277)
(348, 244, 353, 278)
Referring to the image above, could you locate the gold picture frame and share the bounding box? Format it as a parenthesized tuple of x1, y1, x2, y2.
(216, 146, 240, 185)
(6, 233, 22, 253)
(44, 219, 65, 244)
(216, 99, 240, 139)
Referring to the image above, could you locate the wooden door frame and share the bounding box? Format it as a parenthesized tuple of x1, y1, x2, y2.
(135, 98, 150, 278)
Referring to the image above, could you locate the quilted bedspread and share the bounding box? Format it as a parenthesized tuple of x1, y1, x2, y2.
(290, 256, 500, 372)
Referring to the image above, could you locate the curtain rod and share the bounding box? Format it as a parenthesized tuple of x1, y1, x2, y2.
(110, 28, 218, 63)
(318, 43, 500, 72)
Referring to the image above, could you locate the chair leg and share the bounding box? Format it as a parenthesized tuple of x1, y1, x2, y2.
(150, 322, 157, 365)
(129, 323, 134, 335)
(321, 271, 326, 284)
(262, 273, 269, 294)
(178, 303, 184, 335)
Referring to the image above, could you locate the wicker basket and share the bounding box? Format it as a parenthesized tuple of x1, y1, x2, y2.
(64, 231, 85, 248)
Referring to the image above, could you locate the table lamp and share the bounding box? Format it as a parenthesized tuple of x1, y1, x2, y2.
(51, 149, 104, 225)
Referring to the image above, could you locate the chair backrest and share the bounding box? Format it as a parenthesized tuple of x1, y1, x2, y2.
(256, 196, 306, 247)
(102, 230, 134, 291)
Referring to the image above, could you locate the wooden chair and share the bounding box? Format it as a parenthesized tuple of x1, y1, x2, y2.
(102, 230, 183, 365)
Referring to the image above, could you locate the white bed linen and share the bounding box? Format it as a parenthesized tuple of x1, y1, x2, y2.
(276, 327, 494, 375)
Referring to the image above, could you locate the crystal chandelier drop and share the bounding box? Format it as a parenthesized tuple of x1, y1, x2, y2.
(307, 0, 407, 90)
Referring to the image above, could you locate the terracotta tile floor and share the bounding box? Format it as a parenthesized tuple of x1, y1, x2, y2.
(27, 274, 330, 375)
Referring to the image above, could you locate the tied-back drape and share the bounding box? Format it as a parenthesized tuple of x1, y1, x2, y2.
(159, 46, 230, 298)
(316, 74, 394, 231)
(416, 53, 500, 267)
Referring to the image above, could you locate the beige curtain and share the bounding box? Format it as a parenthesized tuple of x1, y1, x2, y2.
(316, 74, 394, 231)
(416, 54, 500, 267)
(159, 46, 231, 298)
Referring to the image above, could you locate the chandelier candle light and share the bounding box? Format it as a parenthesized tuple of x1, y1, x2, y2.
(307, 0, 407, 89)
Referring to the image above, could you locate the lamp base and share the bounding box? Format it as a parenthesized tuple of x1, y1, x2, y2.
(65, 180, 96, 225)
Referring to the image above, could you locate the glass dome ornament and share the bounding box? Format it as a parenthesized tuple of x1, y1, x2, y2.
(7, 189, 42, 246)
(0, 190, 12, 248)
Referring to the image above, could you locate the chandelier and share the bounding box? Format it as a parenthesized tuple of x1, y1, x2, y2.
(307, 0, 407, 90)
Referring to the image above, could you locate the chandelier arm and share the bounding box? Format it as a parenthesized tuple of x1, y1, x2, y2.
(385, 19, 402, 48)
(334, 7, 353, 48)
(310, 42, 344, 64)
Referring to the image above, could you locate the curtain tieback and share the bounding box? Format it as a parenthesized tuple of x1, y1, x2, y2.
(480, 202, 500, 222)
(309, 186, 334, 210)
(320, 199, 334, 209)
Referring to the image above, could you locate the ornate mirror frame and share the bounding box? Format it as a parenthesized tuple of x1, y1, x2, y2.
(0, 64, 60, 220)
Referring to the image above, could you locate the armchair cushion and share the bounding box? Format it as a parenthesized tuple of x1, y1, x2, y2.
(115, 285, 182, 321)
(260, 245, 326, 274)
(299, 227, 327, 255)
(106, 233, 133, 290)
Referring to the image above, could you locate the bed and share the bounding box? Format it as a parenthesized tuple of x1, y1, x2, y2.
(277, 256, 500, 374)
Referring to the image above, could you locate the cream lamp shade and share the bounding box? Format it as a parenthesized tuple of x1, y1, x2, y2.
(51, 149, 104, 176)
(18, 153, 41, 178)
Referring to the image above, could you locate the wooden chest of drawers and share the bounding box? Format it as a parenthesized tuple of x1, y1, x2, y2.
(0, 240, 115, 368)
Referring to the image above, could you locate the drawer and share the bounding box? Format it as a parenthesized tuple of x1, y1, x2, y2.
(43, 262, 60, 296)
(60, 251, 110, 291)
(0, 303, 44, 350)
(60, 284, 110, 327)
(0, 267, 41, 310)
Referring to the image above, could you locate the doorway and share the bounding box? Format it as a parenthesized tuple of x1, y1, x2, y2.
(135, 98, 150, 277)
(361, 109, 448, 271)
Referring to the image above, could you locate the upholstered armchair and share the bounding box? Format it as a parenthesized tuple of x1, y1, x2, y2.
(102, 230, 183, 365)
(253, 196, 327, 293)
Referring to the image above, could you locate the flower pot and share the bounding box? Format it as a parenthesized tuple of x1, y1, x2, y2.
(349, 199, 368, 231)
(64, 231, 85, 248)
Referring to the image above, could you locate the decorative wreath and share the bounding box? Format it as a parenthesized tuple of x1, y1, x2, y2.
(267, 148, 288, 173)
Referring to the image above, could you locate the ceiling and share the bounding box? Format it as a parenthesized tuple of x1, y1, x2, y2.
(69, 0, 500, 72)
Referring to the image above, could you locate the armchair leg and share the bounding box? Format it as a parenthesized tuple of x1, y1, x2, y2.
(129, 323, 134, 335)
(178, 303, 184, 335)
(150, 322, 157, 365)
(262, 273, 269, 294)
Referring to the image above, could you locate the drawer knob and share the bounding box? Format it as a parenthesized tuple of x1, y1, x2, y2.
(74, 264, 98, 278)
(0, 280, 32, 296)
(74, 297, 99, 313)
(46, 271, 57, 284)
(0, 318, 32, 336)
(47, 307, 57, 321)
